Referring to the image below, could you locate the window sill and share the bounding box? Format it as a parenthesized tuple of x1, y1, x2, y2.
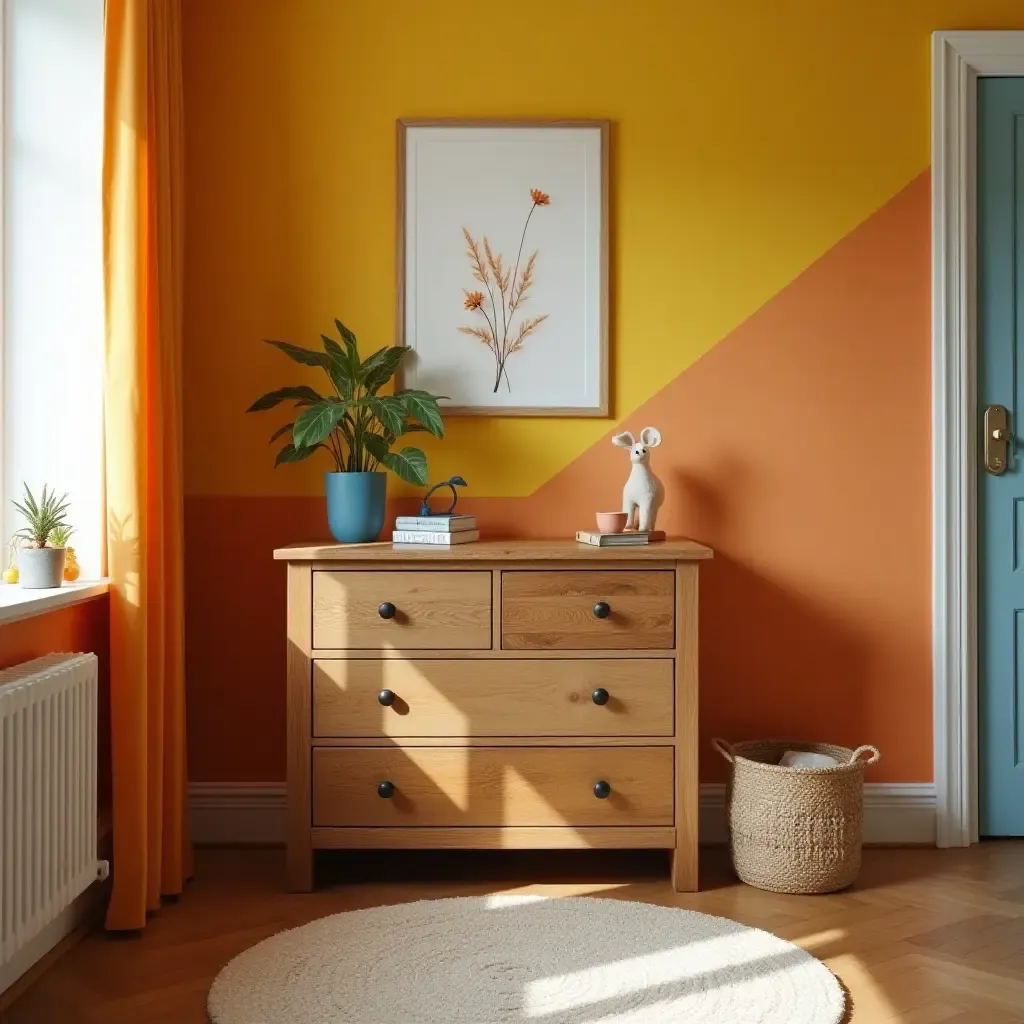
(0, 580, 110, 627)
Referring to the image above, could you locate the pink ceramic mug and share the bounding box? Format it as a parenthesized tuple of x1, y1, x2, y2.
(595, 512, 628, 533)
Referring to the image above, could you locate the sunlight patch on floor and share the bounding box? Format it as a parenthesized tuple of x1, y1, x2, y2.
(484, 883, 630, 901)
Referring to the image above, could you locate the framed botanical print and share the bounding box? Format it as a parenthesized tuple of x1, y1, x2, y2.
(396, 119, 609, 416)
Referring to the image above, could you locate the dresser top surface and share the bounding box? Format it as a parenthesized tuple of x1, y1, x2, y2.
(274, 538, 713, 562)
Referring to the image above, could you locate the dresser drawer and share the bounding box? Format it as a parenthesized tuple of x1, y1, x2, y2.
(312, 746, 674, 827)
(312, 659, 675, 737)
(312, 571, 492, 649)
(501, 570, 675, 650)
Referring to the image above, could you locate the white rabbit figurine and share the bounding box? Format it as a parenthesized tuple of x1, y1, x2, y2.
(612, 427, 664, 532)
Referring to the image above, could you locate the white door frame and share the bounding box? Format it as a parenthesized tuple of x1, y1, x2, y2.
(933, 31, 1024, 847)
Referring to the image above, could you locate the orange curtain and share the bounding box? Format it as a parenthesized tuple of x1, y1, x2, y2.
(102, 0, 190, 931)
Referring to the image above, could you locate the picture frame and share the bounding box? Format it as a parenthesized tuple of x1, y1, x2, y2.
(396, 119, 609, 417)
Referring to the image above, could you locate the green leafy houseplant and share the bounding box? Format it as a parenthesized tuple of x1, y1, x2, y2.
(246, 319, 445, 487)
(12, 484, 70, 548)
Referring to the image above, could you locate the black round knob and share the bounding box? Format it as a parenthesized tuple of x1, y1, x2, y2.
(593, 780, 612, 799)
(378, 601, 396, 619)
(592, 688, 610, 706)
(378, 689, 396, 707)
(377, 781, 396, 799)
(593, 602, 611, 619)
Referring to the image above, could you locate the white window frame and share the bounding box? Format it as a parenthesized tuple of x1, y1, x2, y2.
(932, 31, 1024, 847)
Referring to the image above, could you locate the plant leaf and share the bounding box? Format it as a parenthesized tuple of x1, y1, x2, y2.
(265, 339, 330, 368)
(293, 400, 347, 449)
(359, 346, 409, 395)
(363, 432, 390, 464)
(321, 335, 356, 398)
(335, 319, 359, 364)
(247, 385, 322, 412)
(448, 476, 468, 487)
(368, 396, 406, 436)
(381, 446, 428, 486)
(268, 422, 295, 444)
(274, 442, 323, 468)
(399, 391, 444, 438)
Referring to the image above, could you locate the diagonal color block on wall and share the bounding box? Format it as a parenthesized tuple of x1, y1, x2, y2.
(185, 173, 930, 785)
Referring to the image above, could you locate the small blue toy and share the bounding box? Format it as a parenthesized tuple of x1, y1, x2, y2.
(419, 476, 468, 517)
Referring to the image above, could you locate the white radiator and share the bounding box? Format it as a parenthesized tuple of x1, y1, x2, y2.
(0, 653, 106, 984)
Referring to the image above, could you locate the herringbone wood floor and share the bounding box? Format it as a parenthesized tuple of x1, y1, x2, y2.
(6, 843, 1024, 1022)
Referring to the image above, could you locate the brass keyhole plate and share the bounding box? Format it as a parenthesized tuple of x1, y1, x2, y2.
(984, 404, 1012, 475)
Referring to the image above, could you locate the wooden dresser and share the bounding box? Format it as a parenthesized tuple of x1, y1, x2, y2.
(274, 538, 712, 892)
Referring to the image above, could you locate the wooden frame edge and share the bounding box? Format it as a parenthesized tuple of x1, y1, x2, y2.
(395, 118, 610, 418)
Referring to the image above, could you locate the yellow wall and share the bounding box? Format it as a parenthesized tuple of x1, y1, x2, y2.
(182, 0, 1024, 785)
(183, 0, 1024, 499)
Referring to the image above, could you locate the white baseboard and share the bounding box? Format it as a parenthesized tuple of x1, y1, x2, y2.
(189, 784, 287, 845)
(698, 782, 936, 846)
(190, 782, 937, 847)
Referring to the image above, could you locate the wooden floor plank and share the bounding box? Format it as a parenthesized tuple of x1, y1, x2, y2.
(4, 843, 1024, 1023)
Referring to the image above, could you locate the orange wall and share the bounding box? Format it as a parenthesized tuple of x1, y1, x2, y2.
(184, 175, 930, 784)
(180, 0, 1024, 785)
(0, 597, 111, 811)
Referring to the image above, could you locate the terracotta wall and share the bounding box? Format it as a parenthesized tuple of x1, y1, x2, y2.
(180, 0, 1024, 785)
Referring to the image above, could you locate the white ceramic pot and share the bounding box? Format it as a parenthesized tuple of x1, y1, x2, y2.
(18, 547, 66, 589)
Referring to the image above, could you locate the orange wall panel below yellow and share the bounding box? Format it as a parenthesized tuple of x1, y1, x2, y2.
(185, 174, 930, 785)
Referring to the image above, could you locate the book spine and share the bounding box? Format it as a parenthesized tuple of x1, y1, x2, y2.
(392, 530, 478, 545)
(394, 519, 476, 531)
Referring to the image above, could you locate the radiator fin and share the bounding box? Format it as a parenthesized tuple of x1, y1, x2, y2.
(0, 653, 98, 969)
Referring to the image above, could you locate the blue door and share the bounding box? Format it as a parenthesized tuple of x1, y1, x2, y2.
(979, 77, 1024, 836)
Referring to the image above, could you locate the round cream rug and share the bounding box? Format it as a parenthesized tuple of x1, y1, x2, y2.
(208, 895, 845, 1023)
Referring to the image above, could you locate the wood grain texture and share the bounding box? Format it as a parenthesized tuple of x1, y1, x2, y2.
(311, 826, 676, 849)
(671, 563, 699, 892)
(394, 119, 610, 417)
(310, 735, 676, 748)
(275, 539, 713, 562)
(312, 570, 492, 650)
(9, 844, 1024, 1024)
(312, 746, 674, 827)
(501, 570, 675, 650)
(285, 563, 313, 892)
(312, 659, 675, 738)
(306, 647, 678, 661)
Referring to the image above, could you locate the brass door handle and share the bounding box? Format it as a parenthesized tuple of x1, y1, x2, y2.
(984, 405, 1012, 475)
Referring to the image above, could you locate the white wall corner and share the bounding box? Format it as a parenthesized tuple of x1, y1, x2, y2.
(190, 782, 936, 849)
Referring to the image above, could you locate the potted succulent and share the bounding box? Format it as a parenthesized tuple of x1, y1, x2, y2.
(247, 319, 446, 543)
(11, 484, 70, 589)
(50, 524, 81, 581)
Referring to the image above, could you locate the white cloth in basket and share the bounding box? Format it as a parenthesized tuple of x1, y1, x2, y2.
(779, 749, 839, 769)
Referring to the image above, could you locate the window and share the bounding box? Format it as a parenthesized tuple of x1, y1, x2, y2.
(2, 0, 104, 578)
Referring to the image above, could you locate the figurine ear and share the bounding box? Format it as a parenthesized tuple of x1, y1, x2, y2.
(612, 431, 635, 448)
(639, 427, 661, 447)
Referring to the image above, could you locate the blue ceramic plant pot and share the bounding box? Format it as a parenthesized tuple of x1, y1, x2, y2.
(325, 472, 387, 544)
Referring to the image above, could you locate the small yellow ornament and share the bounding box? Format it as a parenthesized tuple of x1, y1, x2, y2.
(4, 536, 19, 584)
(63, 546, 80, 582)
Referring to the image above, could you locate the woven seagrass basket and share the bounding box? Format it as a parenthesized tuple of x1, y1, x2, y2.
(712, 738, 881, 894)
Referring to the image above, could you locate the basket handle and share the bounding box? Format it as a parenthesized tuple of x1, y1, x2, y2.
(849, 744, 881, 766)
(711, 738, 735, 764)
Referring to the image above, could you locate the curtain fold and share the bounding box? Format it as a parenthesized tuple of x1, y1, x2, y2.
(103, 0, 191, 932)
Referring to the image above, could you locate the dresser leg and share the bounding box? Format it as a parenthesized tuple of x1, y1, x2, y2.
(671, 845, 698, 892)
(286, 842, 314, 893)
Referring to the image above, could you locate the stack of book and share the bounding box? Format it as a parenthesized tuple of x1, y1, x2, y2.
(392, 514, 479, 546)
(575, 529, 666, 547)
